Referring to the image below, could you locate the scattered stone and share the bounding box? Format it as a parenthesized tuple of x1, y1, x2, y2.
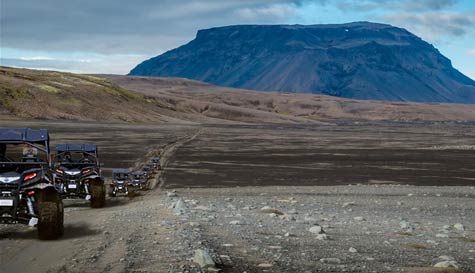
(309, 225, 324, 234)
(260, 206, 284, 215)
(453, 223, 465, 231)
(257, 263, 273, 268)
(342, 202, 355, 208)
(354, 216, 365, 221)
(436, 233, 449, 238)
(193, 249, 215, 269)
(166, 191, 177, 198)
(316, 234, 328, 240)
(229, 220, 242, 225)
(434, 261, 459, 269)
(349, 247, 358, 253)
(172, 198, 186, 215)
(400, 220, 414, 232)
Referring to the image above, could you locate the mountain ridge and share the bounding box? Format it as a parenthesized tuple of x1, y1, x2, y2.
(130, 22, 475, 103)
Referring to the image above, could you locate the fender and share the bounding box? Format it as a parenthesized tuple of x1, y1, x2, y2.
(23, 183, 57, 191)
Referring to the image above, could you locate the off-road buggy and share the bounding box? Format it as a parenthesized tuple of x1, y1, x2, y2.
(110, 169, 133, 197)
(53, 144, 105, 208)
(0, 128, 64, 239)
(150, 156, 161, 170)
(130, 171, 148, 190)
(142, 164, 155, 178)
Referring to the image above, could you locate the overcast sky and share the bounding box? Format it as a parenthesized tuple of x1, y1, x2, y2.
(1, 0, 474, 79)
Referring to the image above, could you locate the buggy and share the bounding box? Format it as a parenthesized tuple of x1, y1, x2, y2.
(130, 171, 148, 190)
(142, 164, 155, 177)
(0, 128, 63, 239)
(150, 156, 161, 170)
(110, 169, 132, 197)
(53, 144, 105, 208)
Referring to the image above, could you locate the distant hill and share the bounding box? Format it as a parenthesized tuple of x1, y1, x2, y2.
(130, 22, 475, 104)
(3, 66, 475, 124)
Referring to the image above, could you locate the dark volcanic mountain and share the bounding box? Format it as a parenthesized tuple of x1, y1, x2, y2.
(130, 22, 475, 103)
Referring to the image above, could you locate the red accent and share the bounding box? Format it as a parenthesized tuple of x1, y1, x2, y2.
(56, 169, 64, 174)
(84, 179, 90, 183)
(82, 169, 91, 175)
(27, 191, 35, 196)
(24, 172, 37, 181)
(56, 178, 63, 183)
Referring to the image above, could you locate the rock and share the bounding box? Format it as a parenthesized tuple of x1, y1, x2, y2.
(436, 233, 449, 238)
(349, 247, 358, 253)
(288, 209, 298, 214)
(193, 249, 215, 269)
(172, 198, 186, 215)
(316, 234, 328, 240)
(434, 261, 459, 269)
(354, 216, 365, 221)
(119, 257, 125, 262)
(309, 225, 324, 234)
(400, 220, 414, 231)
(342, 202, 355, 208)
(229, 220, 242, 225)
(320, 258, 341, 264)
(453, 223, 465, 231)
(260, 206, 284, 215)
(166, 191, 177, 197)
(257, 263, 273, 268)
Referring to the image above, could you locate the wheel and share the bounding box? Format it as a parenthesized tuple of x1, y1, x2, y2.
(37, 190, 64, 240)
(90, 181, 106, 208)
(127, 186, 135, 198)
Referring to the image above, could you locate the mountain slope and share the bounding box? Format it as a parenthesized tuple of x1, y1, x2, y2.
(130, 22, 475, 104)
(3, 66, 475, 124)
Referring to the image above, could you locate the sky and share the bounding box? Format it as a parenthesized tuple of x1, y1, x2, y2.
(1, 0, 474, 79)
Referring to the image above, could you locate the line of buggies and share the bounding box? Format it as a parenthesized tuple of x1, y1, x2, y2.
(110, 157, 161, 197)
(0, 127, 161, 240)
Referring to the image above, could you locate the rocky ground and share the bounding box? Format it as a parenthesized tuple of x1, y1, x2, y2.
(165, 185, 475, 273)
(1, 121, 475, 273)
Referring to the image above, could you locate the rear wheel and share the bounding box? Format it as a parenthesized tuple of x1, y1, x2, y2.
(127, 185, 136, 198)
(90, 180, 106, 208)
(37, 190, 64, 240)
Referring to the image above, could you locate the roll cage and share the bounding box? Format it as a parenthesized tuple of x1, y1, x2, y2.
(0, 128, 50, 167)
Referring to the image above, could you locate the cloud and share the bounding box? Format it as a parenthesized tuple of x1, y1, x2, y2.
(1, 0, 300, 55)
(466, 48, 475, 57)
(397, 0, 459, 11)
(319, 0, 459, 12)
(383, 11, 475, 41)
(19, 56, 55, 61)
(236, 3, 298, 20)
(1, 54, 147, 74)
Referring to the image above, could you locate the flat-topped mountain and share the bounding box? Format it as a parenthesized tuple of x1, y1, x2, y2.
(130, 22, 475, 103)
